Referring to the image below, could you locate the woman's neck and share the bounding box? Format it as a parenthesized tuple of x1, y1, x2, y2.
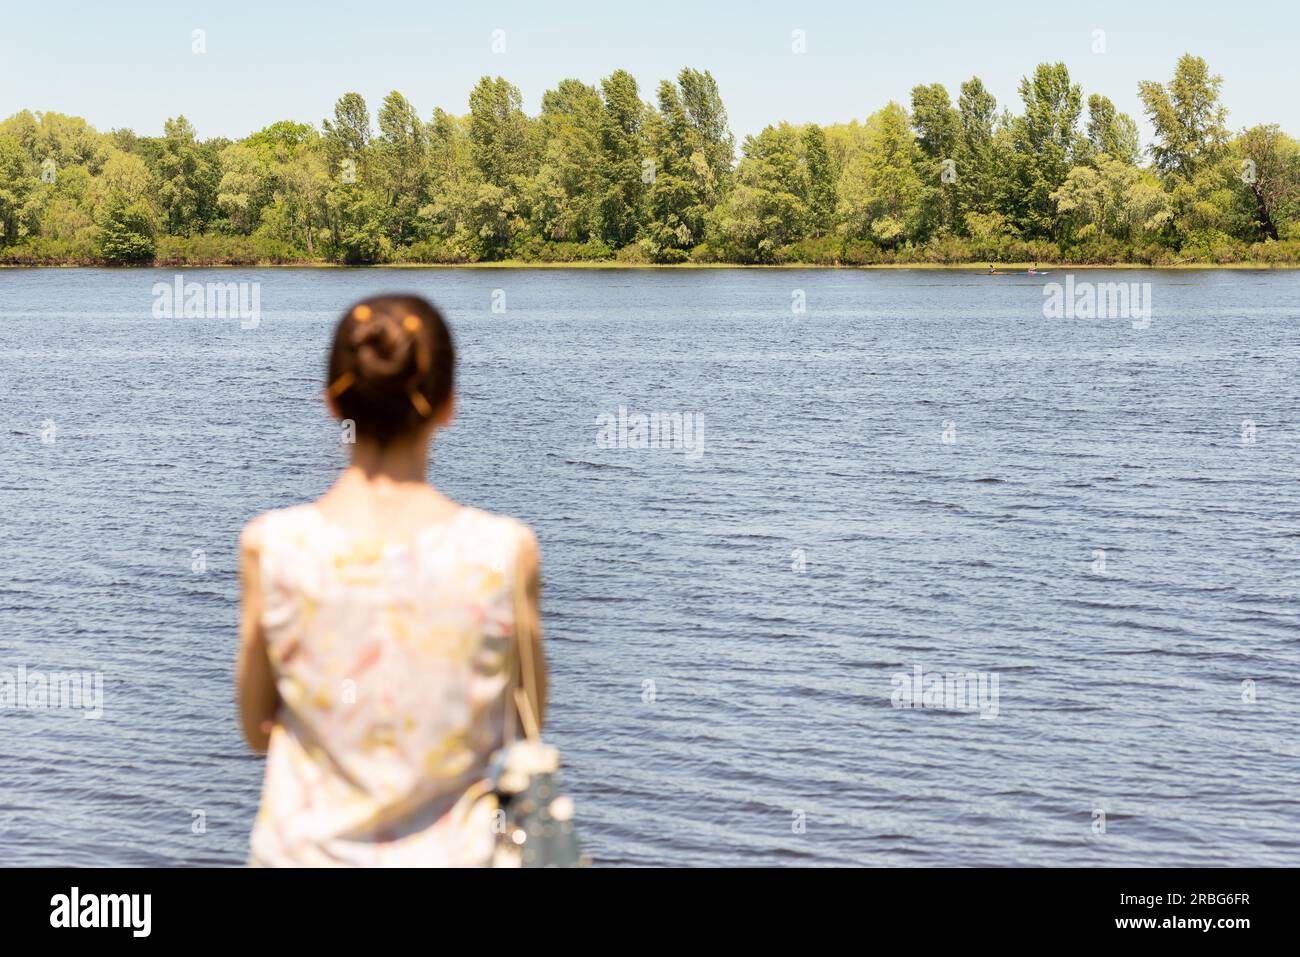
(345, 434, 431, 485)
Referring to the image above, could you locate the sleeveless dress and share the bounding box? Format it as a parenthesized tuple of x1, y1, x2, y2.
(248, 503, 528, 867)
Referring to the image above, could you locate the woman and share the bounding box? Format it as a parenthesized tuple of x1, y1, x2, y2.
(236, 294, 545, 866)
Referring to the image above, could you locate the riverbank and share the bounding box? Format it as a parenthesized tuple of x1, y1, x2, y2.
(5, 260, 1300, 270)
(7, 232, 1300, 270)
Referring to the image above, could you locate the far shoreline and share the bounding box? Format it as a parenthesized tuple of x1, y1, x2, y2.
(4, 261, 1299, 271)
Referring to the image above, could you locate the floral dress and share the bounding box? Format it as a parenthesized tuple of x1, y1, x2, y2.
(248, 504, 527, 866)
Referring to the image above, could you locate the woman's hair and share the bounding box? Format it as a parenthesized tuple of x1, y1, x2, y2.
(326, 294, 455, 445)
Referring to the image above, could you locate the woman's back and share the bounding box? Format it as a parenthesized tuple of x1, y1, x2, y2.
(248, 502, 530, 866)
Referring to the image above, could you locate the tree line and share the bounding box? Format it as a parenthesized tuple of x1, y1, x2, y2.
(1, 54, 1297, 267)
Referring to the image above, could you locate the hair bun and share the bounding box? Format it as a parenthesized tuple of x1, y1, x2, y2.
(327, 295, 455, 445)
(350, 315, 415, 387)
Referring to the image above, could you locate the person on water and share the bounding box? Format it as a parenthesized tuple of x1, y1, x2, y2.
(236, 294, 547, 866)
(988, 264, 996, 274)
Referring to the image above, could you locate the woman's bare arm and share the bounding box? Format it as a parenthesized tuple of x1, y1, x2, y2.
(236, 517, 279, 752)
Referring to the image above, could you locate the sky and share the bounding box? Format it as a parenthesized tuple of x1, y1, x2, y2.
(2, 0, 1297, 148)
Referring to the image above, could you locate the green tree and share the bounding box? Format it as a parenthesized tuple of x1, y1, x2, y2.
(1011, 63, 1084, 237)
(1138, 54, 1228, 178)
(417, 108, 480, 256)
(334, 191, 391, 264)
(97, 199, 155, 263)
(3, 55, 1298, 266)
(706, 122, 809, 261)
(467, 77, 531, 189)
(322, 93, 372, 165)
(596, 69, 650, 247)
(464, 78, 532, 255)
(321, 94, 377, 260)
(837, 103, 924, 248)
(911, 84, 961, 160)
(216, 142, 272, 233)
(643, 69, 733, 261)
(802, 124, 837, 236)
(1052, 156, 1171, 245)
(531, 80, 606, 244)
(1084, 95, 1140, 165)
(375, 91, 430, 244)
(955, 77, 1007, 219)
(1234, 125, 1300, 241)
(95, 150, 156, 263)
(156, 116, 219, 236)
(0, 134, 36, 244)
(910, 83, 962, 235)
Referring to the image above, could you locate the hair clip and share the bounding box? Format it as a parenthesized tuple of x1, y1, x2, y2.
(403, 314, 421, 332)
(326, 371, 355, 399)
(408, 390, 433, 417)
(353, 304, 373, 322)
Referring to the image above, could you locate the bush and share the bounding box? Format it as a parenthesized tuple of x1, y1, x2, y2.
(839, 240, 885, 265)
(777, 236, 843, 264)
(1247, 239, 1300, 264)
(97, 200, 156, 264)
(687, 240, 723, 263)
(1176, 230, 1243, 263)
(651, 245, 691, 264)
(920, 234, 974, 264)
(396, 239, 478, 264)
(1059, 237, 1128, 264)
(1003, 238, 1059, 265)
(614, 240, 652, 264)
(154, 233, 300, 265)
(1128, 243, 1177, 265)
(0, 237, 90, 265)
(495, 235, 612, 263)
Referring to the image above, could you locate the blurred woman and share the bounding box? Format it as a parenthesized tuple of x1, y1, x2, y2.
(236, 294, 545, 866)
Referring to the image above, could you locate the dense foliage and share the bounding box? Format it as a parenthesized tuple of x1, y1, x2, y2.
(2, 55, 1298, 266)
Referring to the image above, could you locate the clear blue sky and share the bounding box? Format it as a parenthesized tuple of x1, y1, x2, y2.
(2, 0, 1296, 147)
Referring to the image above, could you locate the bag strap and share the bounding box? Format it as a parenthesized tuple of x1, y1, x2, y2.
(508, 531, 542, 742)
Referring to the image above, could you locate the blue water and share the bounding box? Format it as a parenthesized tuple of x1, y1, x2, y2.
(1, 266, 1298, 866)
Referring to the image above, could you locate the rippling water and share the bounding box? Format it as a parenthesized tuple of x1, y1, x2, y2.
(1, 266, 1298, 866)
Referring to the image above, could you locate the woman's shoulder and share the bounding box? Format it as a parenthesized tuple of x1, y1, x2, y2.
(240, 504, 321, 555)
(454, 505, 537, 542)
(453, 506, 539, 557)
